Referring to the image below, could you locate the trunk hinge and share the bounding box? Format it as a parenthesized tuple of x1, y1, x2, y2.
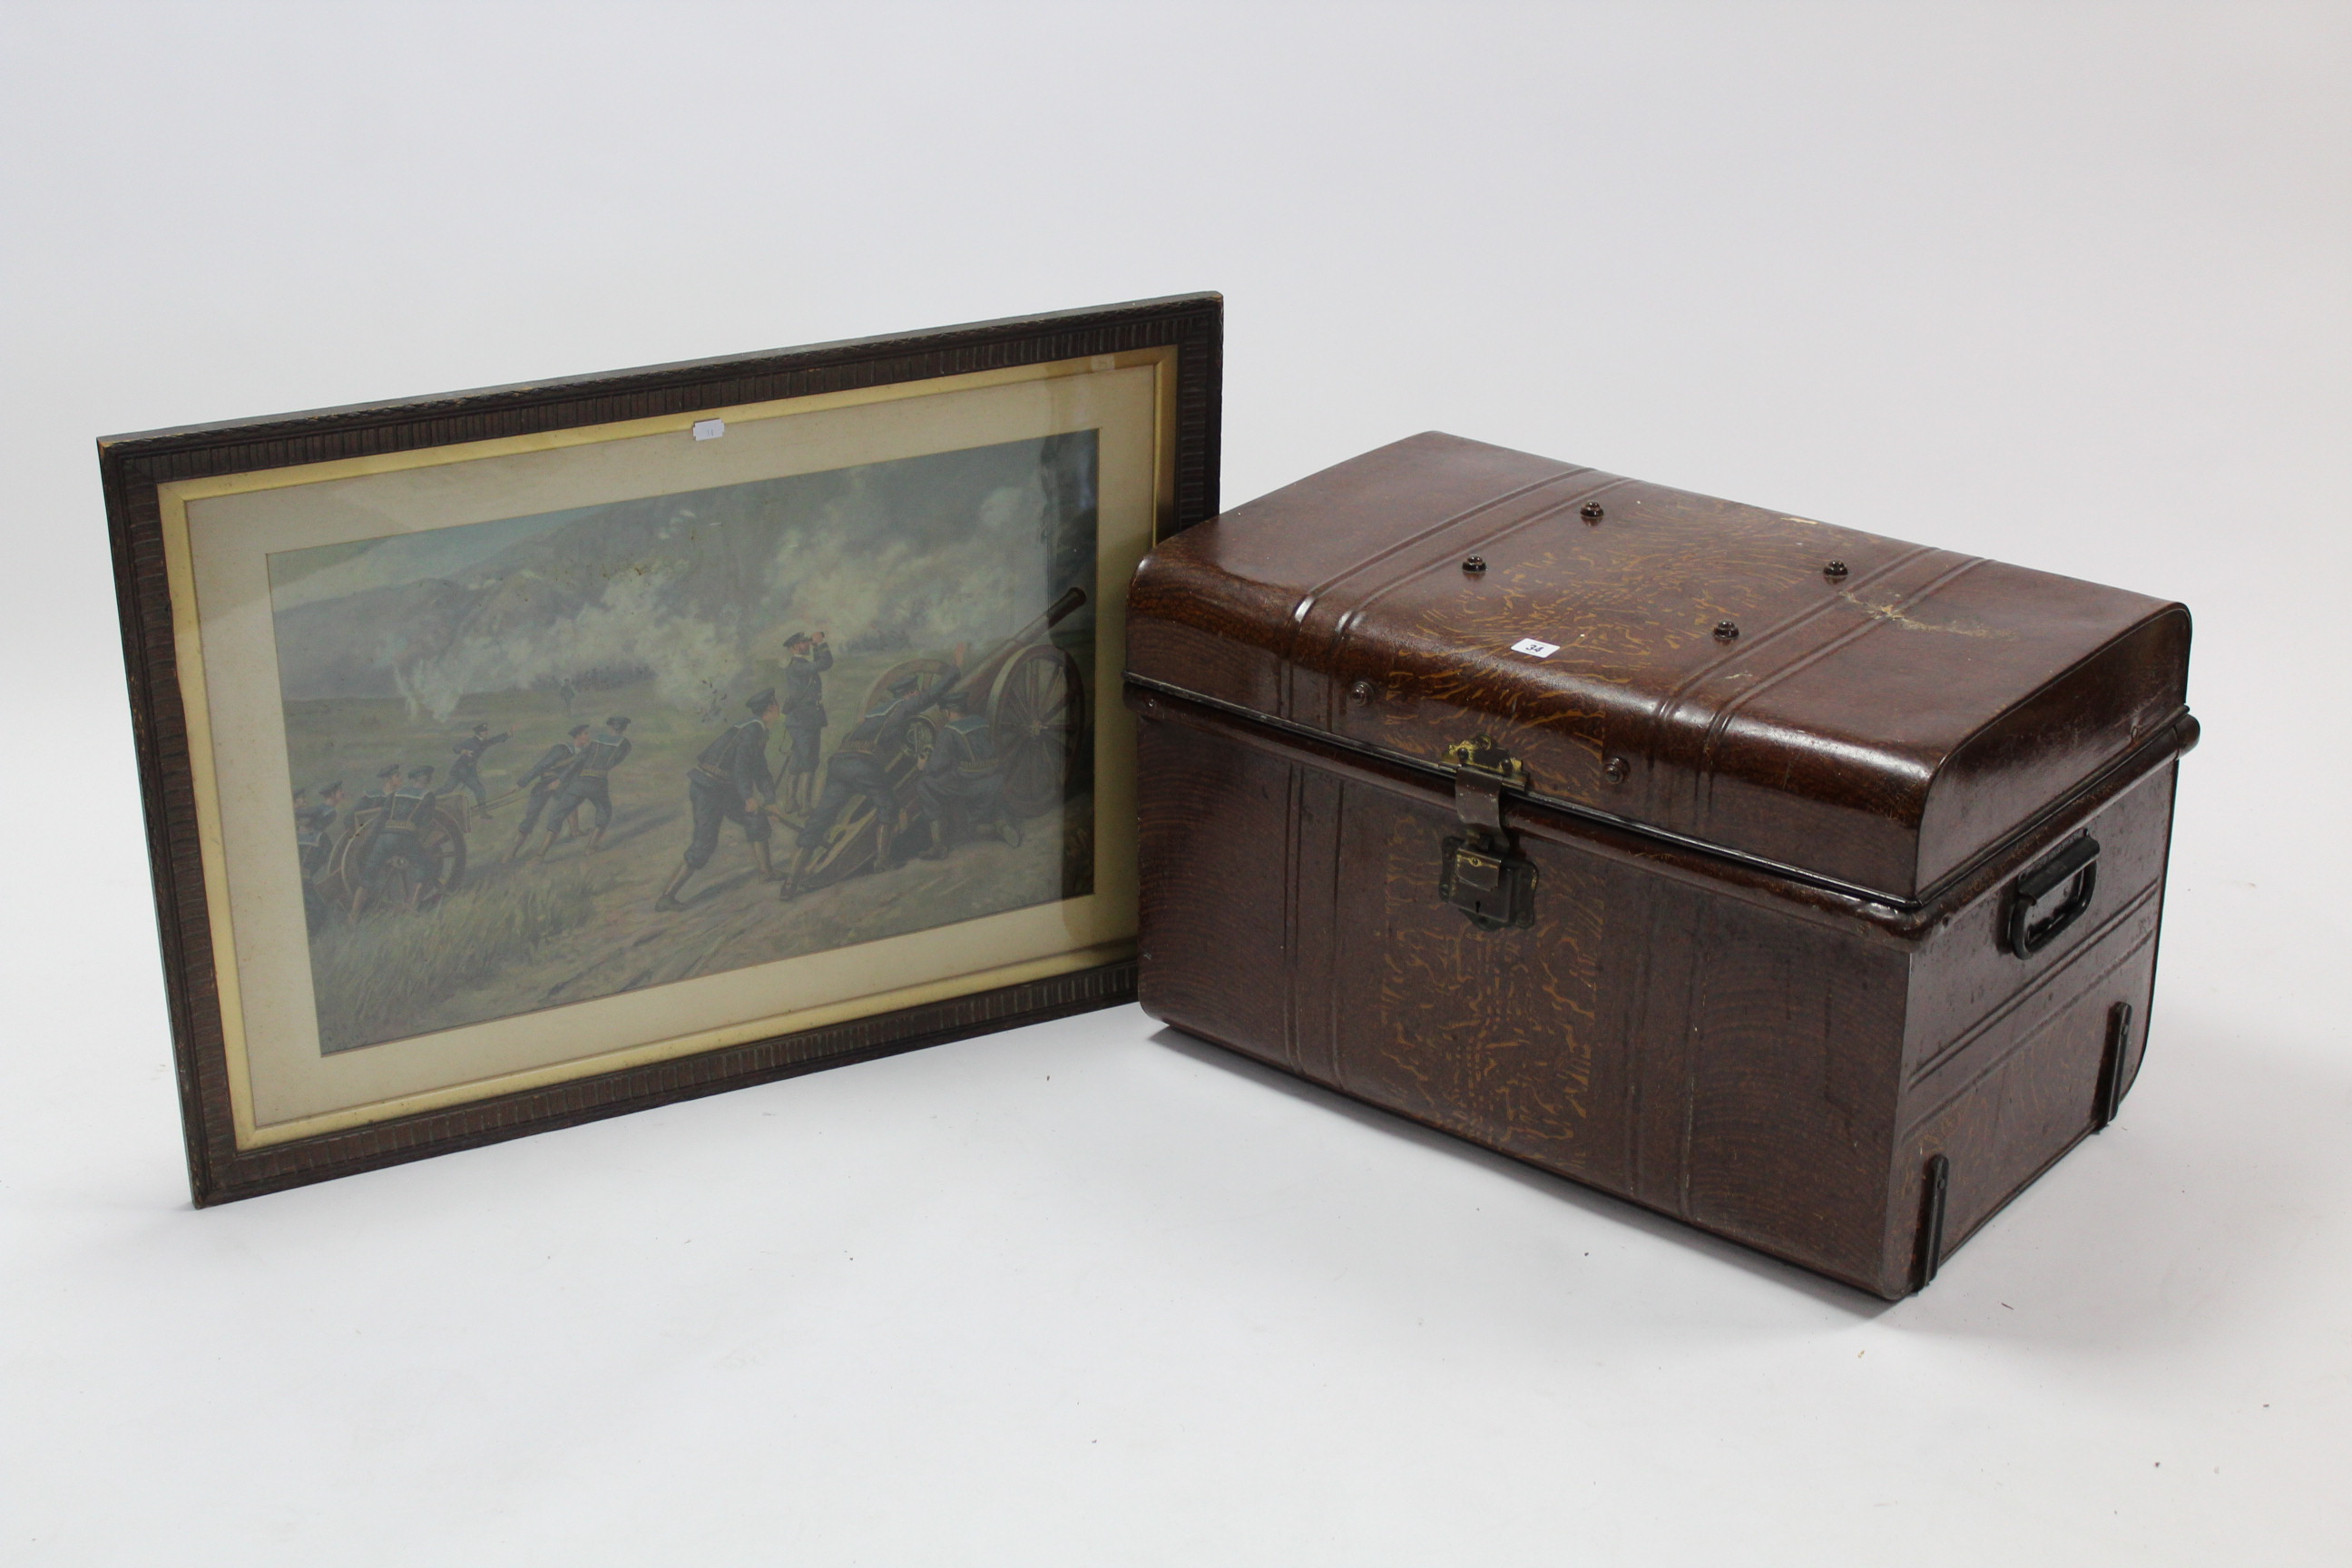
(1437, 735, 1537, 930)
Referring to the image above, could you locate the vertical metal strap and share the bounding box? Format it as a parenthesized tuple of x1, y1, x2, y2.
(2093, 1001, 2135, 1131)
(1915, 1154, 1951, 1292)
(1452, 771, 1504, 837)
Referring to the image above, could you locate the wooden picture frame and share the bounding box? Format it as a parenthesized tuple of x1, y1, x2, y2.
(102, 292, 1222, 1204)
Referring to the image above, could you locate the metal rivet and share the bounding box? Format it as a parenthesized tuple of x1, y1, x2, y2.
(1605, 756, 1629, 783)
(1348, 679, 1375, 707)
(1581, 501, 1604, 522)
(1714, 621, 1740, 642)
(1825, 560, 1849, 580)
(1463, 555, 1486, 573)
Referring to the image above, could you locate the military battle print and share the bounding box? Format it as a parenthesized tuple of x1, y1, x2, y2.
(270, 434, 1099, 1054)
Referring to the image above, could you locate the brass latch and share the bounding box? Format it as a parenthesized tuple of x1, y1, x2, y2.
(1444, 735, 1528, 788)
(1440, 735, 1536, 930)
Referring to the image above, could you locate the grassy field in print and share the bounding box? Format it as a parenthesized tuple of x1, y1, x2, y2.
(307, 860, 612, 1054)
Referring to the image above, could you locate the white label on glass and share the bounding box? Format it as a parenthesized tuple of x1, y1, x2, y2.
(1511, 637, 1559, 658)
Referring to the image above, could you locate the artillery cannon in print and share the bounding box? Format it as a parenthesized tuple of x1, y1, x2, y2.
(789, 585, 1089, 893)
(320, 798, 471, 914)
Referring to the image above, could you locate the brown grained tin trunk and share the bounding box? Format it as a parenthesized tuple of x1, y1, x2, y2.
(1124, 433, 2194, 1298)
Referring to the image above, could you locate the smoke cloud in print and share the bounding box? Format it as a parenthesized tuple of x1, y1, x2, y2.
(268, 432, 1099, 720)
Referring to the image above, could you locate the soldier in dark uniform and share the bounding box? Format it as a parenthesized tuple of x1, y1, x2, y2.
(779, 631, 833, 813)
(508, 724, 592, 859)
(559, 678, 576, 715)
(906, 689, 1022, 860)
(653, 690, 782, 910)
(295, 783, 347, 932)
(291, 789, 315, 929)
(355, 762, 401, 819)
(293, 789, 318, 932)
(352, 765, 443, 916)
(448, 722, 510, 813)
(533, 716, 632, 859)
(294, 781, 347, 880)
(345, 763, 403, 871)
(779, 675, 939, 900)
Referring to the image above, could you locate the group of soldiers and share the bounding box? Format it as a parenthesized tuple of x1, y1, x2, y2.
(289, 763, 451, 921)
(288, 711, 637, 924)
(653, 630, 1021, 911)
(505, 716, 634, 859)
(291, 628, 1024, 926)
(289, 757, 464, 924)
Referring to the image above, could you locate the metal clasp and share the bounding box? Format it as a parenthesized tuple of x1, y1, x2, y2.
(1440, 735, 1535, 930)
(1445, 735, 1528, 789)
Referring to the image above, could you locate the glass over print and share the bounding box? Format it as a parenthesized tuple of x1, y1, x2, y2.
(271, 434, 1101, 1054)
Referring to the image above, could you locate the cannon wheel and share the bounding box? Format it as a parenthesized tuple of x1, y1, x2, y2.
(990, 644, 1086, 818)
(792, 664, 951, 894)
(420, 805, 470, 899)
(322, 818, 378, 905)
(324, 805, 469, 911)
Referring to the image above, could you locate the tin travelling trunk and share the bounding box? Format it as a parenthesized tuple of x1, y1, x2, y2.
(1123, 434, 2196, 1298)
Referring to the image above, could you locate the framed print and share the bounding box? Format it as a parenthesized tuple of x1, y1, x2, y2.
(102, 292, 1221, 1203)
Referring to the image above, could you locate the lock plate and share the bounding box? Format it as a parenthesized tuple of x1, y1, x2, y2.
(1439, 835, 1537, 930)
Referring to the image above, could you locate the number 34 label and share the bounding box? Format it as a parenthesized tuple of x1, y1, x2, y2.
(1511, 637, 1559, 659)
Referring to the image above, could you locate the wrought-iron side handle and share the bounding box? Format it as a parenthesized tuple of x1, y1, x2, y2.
(2005, 835, 2100, 957)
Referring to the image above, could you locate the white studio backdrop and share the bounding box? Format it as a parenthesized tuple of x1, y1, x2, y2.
(3, 4, 2347, 1563)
